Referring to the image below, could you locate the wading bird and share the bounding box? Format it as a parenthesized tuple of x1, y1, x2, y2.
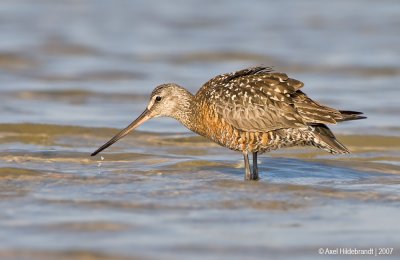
(91, 66, 365, 180)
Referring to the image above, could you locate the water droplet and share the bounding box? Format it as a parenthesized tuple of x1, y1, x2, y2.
(97, 156, 105, 175)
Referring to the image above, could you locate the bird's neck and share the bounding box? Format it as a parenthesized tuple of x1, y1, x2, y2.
(169, 89, 200, 132)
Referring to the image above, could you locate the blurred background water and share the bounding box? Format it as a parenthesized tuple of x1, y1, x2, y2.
(0, 0, 399, 259)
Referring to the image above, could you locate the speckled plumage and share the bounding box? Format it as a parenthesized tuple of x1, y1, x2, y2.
(92, 66, 366, 180)
(190, 67, 363, 155)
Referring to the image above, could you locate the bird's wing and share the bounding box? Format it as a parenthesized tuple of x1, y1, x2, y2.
(196, 66, 308, 132)
(291, 90, 341, 124)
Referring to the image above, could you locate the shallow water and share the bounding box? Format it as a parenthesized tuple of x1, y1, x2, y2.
(0, 0, 400, 259)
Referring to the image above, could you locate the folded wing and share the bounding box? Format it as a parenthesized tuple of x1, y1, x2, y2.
(196, 66, 360, 132)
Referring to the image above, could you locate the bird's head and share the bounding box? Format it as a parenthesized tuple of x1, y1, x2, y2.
(91, 83, 193, 156)
(146, 83, 192, 118)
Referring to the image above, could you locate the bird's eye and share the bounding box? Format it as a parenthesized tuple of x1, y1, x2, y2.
(155, 96, 162, 102)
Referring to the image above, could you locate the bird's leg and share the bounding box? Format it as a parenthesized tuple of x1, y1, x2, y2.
(251, 152, 259, 180)
(243, 152, 252, 180)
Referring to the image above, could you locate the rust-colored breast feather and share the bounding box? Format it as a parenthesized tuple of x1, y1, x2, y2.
(194, 101, 271, 152)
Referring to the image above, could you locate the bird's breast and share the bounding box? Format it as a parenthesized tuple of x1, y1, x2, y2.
(192, 102, 270, 152)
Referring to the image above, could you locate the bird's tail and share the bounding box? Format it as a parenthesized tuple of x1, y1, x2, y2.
(337, 110, 366, 122)
(310, 124, 349, 154)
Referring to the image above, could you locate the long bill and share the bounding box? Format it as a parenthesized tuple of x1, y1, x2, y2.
(91, 109, 151, 156)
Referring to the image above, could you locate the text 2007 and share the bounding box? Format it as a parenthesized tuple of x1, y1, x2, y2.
(378, 248, 393, 255)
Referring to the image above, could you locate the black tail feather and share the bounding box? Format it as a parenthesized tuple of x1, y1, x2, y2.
(337, 110, 366, 122)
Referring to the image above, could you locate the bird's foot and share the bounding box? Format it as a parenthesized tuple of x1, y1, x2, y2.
(243, 151, 260, 181)
(245, 171, 259, 181)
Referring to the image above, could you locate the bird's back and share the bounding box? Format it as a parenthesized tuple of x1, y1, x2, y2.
(194, 66, 365, 154)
